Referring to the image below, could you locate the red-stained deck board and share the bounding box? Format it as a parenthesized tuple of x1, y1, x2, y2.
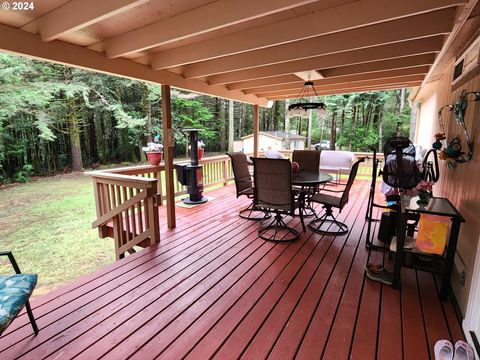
(402, 268, 430, 360)
(1, 202, 257, 357)
(33, 218, 263, 359)
(321, 207, 382, 360)
(418, 271, 453, 349)
(270, 190, 367, 360)
(0, 182, 465, 360)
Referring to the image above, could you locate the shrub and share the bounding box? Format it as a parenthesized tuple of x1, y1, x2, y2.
(14, 164, 34, 183)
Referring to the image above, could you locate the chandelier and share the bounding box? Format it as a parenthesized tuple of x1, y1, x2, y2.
(287, 80, 327, 119)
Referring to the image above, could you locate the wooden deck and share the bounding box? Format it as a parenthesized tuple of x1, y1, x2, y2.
(0, 181, 464, 359)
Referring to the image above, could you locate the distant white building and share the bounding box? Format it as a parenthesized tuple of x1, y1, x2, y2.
(233, 131, 306, 153)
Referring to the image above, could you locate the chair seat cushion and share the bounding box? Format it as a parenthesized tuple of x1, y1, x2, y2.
(310, 193, 343, 208)
(0, 274, 37, 334)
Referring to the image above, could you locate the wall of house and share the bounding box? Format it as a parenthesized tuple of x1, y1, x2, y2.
(414, 59, 480, 315)
(235, 135, 283, 153)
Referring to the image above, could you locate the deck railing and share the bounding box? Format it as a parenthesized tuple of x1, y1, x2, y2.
(88, 150, 380, 259)
(89, 171, 160, 260)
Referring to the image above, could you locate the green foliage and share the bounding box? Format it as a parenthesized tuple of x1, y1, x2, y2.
(14, 163, 33, 182)
(0, 53, 412, 181)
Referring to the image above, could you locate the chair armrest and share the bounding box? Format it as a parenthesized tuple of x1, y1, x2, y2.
(320, 187, 345, 193)
(0, 251, 21, 274)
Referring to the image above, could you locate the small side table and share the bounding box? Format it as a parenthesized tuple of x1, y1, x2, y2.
(392, 195, 465, 300)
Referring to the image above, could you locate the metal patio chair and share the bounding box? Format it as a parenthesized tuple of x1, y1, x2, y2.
(292, 149, 321, 172)
(308, 158, 365, 235)
(251, 157, 305, 241)
(227, 152, 264, 220)
(0, 251, 39, 336)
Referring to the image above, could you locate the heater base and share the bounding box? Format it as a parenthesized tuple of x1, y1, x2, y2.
(182, 196, 208, 205)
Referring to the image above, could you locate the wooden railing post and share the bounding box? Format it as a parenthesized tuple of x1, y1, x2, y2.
(223, 158, 229, 186)
(146, 185, 160, 245)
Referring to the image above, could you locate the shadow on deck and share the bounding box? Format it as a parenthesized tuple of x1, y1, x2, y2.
(0, 181, 464, 359)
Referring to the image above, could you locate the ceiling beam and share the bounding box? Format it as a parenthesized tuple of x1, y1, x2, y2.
(23, 0, 148, 42)
(266, 82, 423, 100)
(228, 75, 304, 91)
(321, 54, 435, 78)
(0, 24, 267, 106)
(242, 67, 430, 94)
(182, 9, 454, 78)
(208, 38, 441, 85)
(105, 0, 320, 58)
(254, 75, 425, 97)
(150, 0, 461, 69)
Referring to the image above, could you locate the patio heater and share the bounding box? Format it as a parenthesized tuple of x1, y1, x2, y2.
(175, 129, 208, 205)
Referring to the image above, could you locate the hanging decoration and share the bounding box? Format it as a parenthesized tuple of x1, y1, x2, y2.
(435, 89, 479, 167)
(287, 80, 327, 119)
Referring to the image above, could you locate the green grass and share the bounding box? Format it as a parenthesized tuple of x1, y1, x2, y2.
(0, 173, 114, 297)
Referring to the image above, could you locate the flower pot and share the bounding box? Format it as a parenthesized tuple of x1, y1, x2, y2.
(146, 151, 162, 165)
(197, 148, 204, 160)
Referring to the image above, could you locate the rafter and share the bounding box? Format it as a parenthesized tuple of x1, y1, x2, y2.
(207, 39, 441, 85)
(242, 67, 429, 94)
(22, 0, 148, 42)
(150, 0, 460, 69)
(255, 75, 425, 97)
(253, 75, 425, 97)
(182, 9, 454, 78)
(321, 54, 435, 78)
(228, 75, 304, 91)
(105, 0, 320, 59)
(0, 24, 267, 106)
(266, 82, 423, 100)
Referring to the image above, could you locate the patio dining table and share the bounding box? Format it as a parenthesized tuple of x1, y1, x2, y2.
(292, 170, 333, 217)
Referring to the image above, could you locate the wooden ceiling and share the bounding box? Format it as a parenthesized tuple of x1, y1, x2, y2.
(0, 0, 467, 105)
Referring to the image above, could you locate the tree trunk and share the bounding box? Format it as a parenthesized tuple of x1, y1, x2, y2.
(220, 100, 226, 152)
(378, 111, 383, 151)
(348, 105, 356, 151)
(68, 98, 83, 171)
(284, 100, 290, 150)
(307, 109, 312, 149)
(400, 88, 406, 113)
(146, 97, 153, 142)
(228, 100, 234, 152)
(330, 110, 337, 150)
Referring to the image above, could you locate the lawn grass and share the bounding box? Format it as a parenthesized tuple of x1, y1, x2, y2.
(0, 173, 114, 297)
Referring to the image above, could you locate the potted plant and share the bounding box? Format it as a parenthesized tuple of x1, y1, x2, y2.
(414, 180, 434, 204)
(197, 140, 206, 160)
(142, 142, 164, 165)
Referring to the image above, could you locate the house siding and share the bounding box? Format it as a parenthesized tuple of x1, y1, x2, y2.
(414, 59, 480, 316)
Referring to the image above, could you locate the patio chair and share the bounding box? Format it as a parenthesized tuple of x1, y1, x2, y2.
(0, 251, 38, 336)
(292, 150, 320, 172)
(251, 157, 305, 241)
(265, 150, 287, 159)
(308, 157, 365, 235)
(227, 152, 264, 220)
(319, 150, 355, 184)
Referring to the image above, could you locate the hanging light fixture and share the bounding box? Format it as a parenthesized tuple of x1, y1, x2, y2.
(287, 80, 327, 119)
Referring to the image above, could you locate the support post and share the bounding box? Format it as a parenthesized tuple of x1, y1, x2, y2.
(253, 104, 259, 157)
(161, 84, 176, 229)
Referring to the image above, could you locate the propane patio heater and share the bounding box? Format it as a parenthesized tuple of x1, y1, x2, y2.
(175, 129, 208, 204)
